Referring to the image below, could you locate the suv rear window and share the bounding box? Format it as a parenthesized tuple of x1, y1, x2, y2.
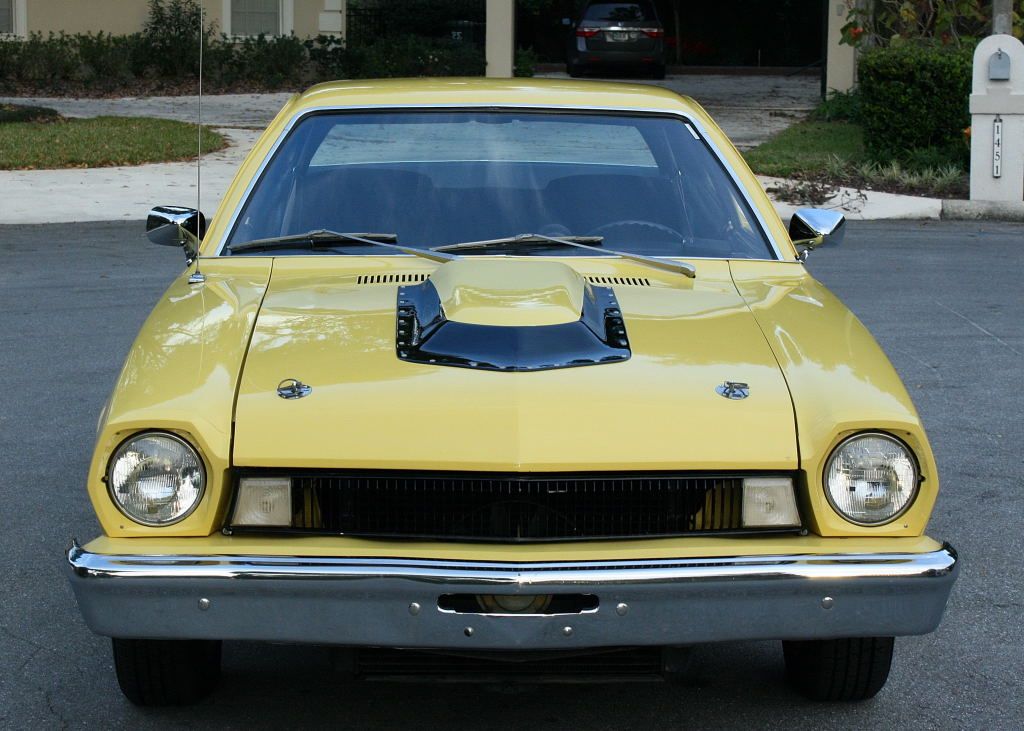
(583, 2, 657, 22)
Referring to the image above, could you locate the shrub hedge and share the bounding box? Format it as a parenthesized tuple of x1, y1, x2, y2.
(305, 34, 486, 80)
(858, 44, 973, 164)
(0, 31, 538, 93)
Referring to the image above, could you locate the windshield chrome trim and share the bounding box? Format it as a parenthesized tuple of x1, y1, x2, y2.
(211, 104, 788, 261)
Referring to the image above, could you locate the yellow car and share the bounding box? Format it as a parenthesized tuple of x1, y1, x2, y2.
(66, 78, 957, 705)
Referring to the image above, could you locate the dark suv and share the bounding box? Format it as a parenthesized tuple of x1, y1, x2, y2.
(566, 1, 666, 79)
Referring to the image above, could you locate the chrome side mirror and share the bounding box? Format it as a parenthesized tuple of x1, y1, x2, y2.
(146, 206, 206, 263)
(789, 208, 845, 261)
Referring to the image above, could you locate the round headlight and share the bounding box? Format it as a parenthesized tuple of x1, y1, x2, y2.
(107, 432, 206, 526)
(824, 433, 919, 526)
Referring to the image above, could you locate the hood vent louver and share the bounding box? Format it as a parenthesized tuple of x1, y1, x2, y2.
(585, 276, 651, 287)
(357, 273, 429, 285)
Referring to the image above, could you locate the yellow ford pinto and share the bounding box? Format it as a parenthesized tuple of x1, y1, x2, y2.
(66, 78, 957, 705)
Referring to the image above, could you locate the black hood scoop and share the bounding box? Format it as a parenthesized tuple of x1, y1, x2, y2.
(395, 279, 630, 372)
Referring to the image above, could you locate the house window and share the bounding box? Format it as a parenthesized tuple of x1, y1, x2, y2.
(0, 0, 13, 34)
(231, 0, 280, 36)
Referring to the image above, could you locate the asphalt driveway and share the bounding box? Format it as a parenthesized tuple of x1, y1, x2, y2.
(0, 220, 1020, 729)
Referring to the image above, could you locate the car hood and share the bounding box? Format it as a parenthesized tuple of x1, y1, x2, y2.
(232, 257, 797, 471)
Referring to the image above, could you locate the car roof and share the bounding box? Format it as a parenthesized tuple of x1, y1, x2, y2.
(290, 77, 701, 117)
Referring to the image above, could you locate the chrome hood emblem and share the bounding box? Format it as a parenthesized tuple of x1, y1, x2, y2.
(277, 379, 312, 399)
(716, 381, 749, 400)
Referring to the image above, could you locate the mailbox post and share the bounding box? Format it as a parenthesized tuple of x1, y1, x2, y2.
(970, 35, 1024, 202)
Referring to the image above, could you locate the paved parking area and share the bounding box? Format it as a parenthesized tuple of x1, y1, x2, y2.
(0, 220, 1020, 728)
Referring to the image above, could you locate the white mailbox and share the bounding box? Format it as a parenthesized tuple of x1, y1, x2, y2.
(970, 34, 1024, 201)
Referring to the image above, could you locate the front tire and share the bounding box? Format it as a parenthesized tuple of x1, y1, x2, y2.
(783, 637, 894, 701)
(112, 638, 222, 706)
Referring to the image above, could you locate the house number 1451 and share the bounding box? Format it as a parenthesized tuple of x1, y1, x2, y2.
(993, 116, 1002, 178)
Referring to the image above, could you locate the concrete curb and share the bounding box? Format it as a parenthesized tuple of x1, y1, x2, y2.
(941, 199, 1024, 222)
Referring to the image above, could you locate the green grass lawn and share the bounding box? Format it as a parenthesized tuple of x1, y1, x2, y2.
(743, 116, 967, 198)
(0, 109, 226, 170)
(743, 120, 865, 178)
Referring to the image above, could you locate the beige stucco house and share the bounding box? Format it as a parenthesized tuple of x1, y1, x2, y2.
(0, 0, 347, 39)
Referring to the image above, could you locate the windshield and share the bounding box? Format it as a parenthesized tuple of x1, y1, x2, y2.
(225, 111, 775, 260)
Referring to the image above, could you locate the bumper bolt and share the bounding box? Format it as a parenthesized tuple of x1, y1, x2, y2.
(464, 627, 474, 637)
(563, 626, 574, 637)
(821, 596, 835, 610)
(615, 602, 629, 616)
(408, 602, 421, 616)
(198, 598, 211, 611)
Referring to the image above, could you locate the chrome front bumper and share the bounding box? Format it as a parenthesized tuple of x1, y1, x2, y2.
(67, 542, 958, 649)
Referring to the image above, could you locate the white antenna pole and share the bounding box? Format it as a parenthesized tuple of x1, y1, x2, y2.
(190, 0, 205, 284)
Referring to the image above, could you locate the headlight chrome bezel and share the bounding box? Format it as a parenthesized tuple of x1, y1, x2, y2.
(823, 431, 921, 527)
(106, 430, 207, 527)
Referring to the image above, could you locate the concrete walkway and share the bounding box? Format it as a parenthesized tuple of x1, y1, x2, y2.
(0, 128, 259, 222)
(0, 77, 947, 225)
(0, 92, 294, 129)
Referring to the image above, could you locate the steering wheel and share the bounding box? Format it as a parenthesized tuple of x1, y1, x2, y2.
(588, 219, 689, 244)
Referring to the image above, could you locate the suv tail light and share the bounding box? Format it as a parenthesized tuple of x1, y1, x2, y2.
(640, 28, 664, 37)
(576, 28, 600, 37)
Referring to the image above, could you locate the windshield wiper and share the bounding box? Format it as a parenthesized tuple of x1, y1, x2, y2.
(226, 230, 457, 264)
(432, 233, 696, 279)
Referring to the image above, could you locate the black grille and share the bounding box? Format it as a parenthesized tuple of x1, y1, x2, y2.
(229, 471, 800, 542)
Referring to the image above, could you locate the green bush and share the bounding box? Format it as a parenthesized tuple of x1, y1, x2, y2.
(347, 35, 485, 78)
(76, 32, 139, 85)
(0, 0, 495, 94)
(0, 32, 155, 89)
(514, 47, 537, 77)
(304, 35, 346, 79)
(213, 34, 308, 87)
(141, 0, 215, 78)
(2, 34, 80, 83)
(858, 44, 972, 165)
(809, 89, 861, 123)
(306, 34, 484, 79)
